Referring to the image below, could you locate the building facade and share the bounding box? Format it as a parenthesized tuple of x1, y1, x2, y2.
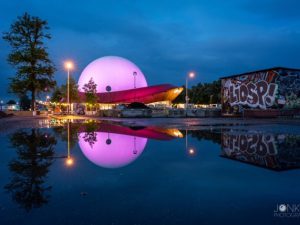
(221, 67, 300, 116)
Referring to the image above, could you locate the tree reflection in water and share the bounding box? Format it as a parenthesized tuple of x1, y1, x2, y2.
(52, 121, 99, 149)
(5, 129, 57, 211)
(82, 121, 98, 148)
(188, 129, 222, 144)
(52, 123, 79, 150)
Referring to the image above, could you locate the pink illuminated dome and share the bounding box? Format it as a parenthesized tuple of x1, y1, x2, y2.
(78, 132, 148, 169)
(78, 56, 148, 93)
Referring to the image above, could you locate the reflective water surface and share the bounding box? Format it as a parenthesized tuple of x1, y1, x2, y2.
(0, 120, 300, 225)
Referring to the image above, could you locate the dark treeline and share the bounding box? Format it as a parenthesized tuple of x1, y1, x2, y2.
(188, 129, 222, 145)
(174, 80, 221, 104)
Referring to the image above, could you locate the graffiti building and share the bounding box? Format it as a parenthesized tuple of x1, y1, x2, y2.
(221, 67, 300, 116)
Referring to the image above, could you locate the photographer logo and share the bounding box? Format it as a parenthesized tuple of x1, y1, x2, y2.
(274, 204, 300, 218)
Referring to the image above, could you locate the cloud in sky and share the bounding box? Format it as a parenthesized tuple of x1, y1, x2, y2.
(0, 0, 299, 100)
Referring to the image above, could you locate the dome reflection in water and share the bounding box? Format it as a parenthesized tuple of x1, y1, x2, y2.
(78, 132, 147, 169)
(75, 122, 183, 169)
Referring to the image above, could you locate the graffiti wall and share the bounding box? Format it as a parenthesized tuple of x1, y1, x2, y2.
(221, 132, 300, 170)
(221, 68, 300, 114)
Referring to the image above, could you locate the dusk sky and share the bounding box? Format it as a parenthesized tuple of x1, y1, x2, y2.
(1, 0, 300, 101)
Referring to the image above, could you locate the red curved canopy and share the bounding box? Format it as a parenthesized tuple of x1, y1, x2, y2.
(78, 84, 183, 104)
(76, 123, 181, 140)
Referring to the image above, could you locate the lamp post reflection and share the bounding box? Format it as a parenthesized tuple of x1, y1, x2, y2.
(188, 148, 195, 155)
(133, 136, 137, 154)
(65, 121, 74, 167)
(133, 71, 137, 101)
(185, 129, 196, 156)
(106, 132, 112, 145)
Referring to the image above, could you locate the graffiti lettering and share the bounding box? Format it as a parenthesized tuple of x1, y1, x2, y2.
(226, 81, 277, 109)
(222, 133, 277, 157)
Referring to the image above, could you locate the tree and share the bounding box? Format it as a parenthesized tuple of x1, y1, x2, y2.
(59, 77, 80, 103)
(7, 99, 16, 105)
(173, 80, 221, 104)
(3, 13, 56, 111)
(19, 94, 31, 110)
(52, 122, 80, 150)
(83, 77, 98, 109)
(82, 121, 99, 148)
(50, 87, 63, 102)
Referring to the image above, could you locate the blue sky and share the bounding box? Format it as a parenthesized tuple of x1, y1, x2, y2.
(0, 0, 300, 101)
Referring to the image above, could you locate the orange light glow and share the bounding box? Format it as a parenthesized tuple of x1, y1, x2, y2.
(171, 129, 184, 138)
(65, 157, 74, 167)
(64, 61, 74, 70)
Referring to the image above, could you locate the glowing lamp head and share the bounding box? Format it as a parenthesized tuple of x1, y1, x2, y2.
(188, 72, 195, 78)
(64, 61, 74, 70)
(65, 157, 74, 167)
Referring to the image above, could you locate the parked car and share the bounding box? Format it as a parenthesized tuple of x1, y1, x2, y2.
(75, 104, 85, 115)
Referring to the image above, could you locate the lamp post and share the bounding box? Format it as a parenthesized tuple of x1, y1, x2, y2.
(210, 94, 213, 107)
(133, 136, 137, 154)
(133, 71, 137, 88)
(64, 61, 74, 114)
(185, 72, 195, 116)
(133, 71, 137, 101)
(106, 85, 111, 110)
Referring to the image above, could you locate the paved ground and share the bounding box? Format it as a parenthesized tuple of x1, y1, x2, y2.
(0, 115, 48, 135)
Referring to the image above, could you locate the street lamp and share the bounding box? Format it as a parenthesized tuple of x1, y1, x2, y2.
(133, 71, 137, 89)
(64, 61, 74, 114)
(185, 72, 195, 115)
(133, 71, 137, 101)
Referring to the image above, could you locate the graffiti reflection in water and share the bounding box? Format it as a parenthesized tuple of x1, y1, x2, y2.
(221, 132, 300, 170)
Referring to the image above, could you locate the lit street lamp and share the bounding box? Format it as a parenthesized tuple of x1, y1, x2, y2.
(64, 61, 74, 114)
(185, 129, 196, 156)
(185, 72, 195, 115)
